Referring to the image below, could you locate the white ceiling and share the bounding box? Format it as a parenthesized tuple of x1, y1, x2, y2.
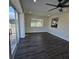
(21, 0, 69, 16)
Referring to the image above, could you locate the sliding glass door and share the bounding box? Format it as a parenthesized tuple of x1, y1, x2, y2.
(9, 6, 19, 55)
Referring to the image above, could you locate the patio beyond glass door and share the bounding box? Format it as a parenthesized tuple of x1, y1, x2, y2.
(9, 6, 17, 54)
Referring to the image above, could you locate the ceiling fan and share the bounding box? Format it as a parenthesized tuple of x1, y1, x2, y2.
(45, 0, 69, 12)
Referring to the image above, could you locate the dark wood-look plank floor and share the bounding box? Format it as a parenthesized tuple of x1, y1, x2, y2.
(14, 32, 69, 59)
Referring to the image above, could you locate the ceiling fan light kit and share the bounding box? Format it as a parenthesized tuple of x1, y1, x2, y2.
(59, 8, 63, 12)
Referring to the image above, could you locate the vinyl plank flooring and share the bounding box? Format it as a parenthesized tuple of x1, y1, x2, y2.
(14, 32, 69, 59)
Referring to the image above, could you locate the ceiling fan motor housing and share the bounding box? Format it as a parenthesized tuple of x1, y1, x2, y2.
(57, 3, 63, 7)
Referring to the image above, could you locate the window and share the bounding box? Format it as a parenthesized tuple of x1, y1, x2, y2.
(31, 18, 43, 27)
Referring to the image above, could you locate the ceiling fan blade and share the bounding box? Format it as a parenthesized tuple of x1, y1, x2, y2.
(62, 5, 69, 8)
(61, 0, 69, 5)
(46, 3, 57, 7)
(48, 8, 57, 12)
(58, 0, 63, 2)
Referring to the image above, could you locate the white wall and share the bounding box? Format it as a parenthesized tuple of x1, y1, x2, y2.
(47, 12, 69, 41)
(25, 14, 48, 33)
(19, 13, 25, 38)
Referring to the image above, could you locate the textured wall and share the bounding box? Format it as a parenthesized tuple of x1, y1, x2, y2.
(25, 14, 49, 33)
(47, 12, 69, 41)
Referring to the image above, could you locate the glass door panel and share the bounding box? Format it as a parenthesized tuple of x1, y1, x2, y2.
(9, 6, 17, 54)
